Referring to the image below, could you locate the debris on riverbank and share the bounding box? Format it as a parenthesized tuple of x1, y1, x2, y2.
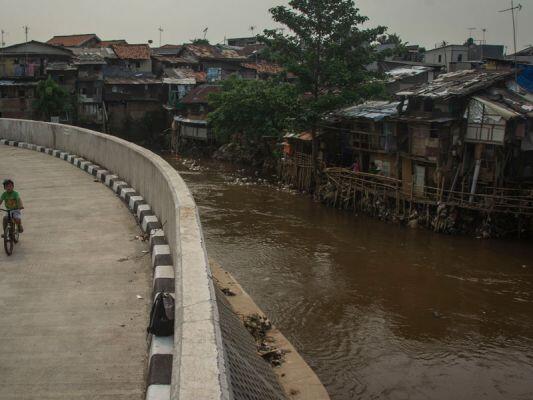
(211, 260, 331, 400)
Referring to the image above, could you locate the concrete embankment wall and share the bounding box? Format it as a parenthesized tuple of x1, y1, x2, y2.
(0, 119, 286, 400)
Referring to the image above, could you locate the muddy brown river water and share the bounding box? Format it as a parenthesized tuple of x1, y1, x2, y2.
(169, 157, 533, 400)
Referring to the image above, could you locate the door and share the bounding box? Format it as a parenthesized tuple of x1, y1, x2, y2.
(414, 165, 426, 197)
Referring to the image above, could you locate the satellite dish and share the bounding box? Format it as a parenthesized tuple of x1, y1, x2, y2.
(148, 40, 153, 44)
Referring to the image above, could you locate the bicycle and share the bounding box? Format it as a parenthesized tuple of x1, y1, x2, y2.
(1, 209, 20, 256)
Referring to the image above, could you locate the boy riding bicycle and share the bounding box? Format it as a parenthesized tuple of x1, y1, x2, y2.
(1, 179, 24, 233)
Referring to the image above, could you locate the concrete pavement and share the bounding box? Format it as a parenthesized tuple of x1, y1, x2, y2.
(0, 145, 152, 399)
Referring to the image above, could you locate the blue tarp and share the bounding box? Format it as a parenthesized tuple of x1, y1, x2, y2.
(518, 66, 533, 93)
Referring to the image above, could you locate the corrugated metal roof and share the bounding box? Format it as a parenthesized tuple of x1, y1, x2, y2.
(104, 76, 162, 85)
(46, 62, 77, 71)
(173, 116, 208, 125)
(183, 44, 246, 61)
(396, 70, 512, 99)
(72, 47, 115, 64)
(333, 101, 401, 121)
(152, 55, 197, 64)
(386, 66, 430, 82)
(163, 68, 198, 85)
(241, 62, 283, 75)
(0, 80, 38, 87)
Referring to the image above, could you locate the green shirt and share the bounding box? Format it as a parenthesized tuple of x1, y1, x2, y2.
(1, 191, 20, 210)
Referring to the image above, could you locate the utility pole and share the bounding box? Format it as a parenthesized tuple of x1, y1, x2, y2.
(500, 0, 522, 84)
(1, 30, 6, 48)
(23, 25, 29, 42)
(158, 26, 164, 47)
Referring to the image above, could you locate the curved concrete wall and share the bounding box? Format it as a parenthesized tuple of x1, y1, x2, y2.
(0, 119, 228, 399)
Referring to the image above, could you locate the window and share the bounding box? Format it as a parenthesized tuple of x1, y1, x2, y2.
(81, 88, 88, 95)
(457, 54, 463, 62)
(438, 55, 442, 63)
(135, 61, 141, 68)
(17, 89, 25, 98)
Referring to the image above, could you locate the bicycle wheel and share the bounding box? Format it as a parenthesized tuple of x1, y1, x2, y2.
(13, 225, 19, 244)
(4, 225, 13, 256)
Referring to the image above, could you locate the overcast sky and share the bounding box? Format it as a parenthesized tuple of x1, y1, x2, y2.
(0, 0, 531, 53)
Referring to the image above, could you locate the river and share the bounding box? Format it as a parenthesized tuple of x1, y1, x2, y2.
(168, 157, 533, 400)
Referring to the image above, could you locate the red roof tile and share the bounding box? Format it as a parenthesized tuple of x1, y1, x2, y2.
(180, 85, 221, 104)
(97, 40, 128, 48)
(47, 34, 100, 47)
(112, 44, 151, 60)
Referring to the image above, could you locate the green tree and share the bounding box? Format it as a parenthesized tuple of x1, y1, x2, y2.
(191, 38, 210, 45)
(208, 76, 302, 143)
(33, 77, 73, 121)
(262, 0, 388, 177)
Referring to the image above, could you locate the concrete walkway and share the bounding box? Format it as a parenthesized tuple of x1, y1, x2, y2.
(0, 145, 151, 399)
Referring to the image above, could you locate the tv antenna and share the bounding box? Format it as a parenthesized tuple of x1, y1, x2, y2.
(499, 0, 523, 83)
(202, 27, 208, 40)
(249, 25, 257, 35)
(158, 26, 164, 47)
(23, 25, 29, 42)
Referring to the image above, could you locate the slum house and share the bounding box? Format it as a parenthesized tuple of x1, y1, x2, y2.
(0, 80, 38, 119)
(177, 44, 247, 82)
(316, 69, 533, 236)
(0, 40, 73, 78)
(47, 34, 102, 48)
(71, 48, 116, 128)
(0, 41, 73, 119)
(110, 44, 152, 74)
(507, 46, 533, 65)
(322, 101, 403, 176)
(103, 76, 165, 133)
(152, 54, 199, 75)
(424, 44, 470, 72)
(280, 132, 314, 191)
(394, 69, 515, 199)
(162, 68, 206, 112)
(171, 84, 221, 148)
(46, 62, 77, 94)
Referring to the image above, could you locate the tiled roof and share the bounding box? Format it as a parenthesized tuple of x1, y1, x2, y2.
(47, 34, 100, 47)
(97, 40, 128, 48)
(112, 44, 151, 60)
(180, 85, 221, 104)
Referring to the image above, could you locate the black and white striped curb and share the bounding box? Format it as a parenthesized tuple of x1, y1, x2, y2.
(1, 139, 173, 400)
